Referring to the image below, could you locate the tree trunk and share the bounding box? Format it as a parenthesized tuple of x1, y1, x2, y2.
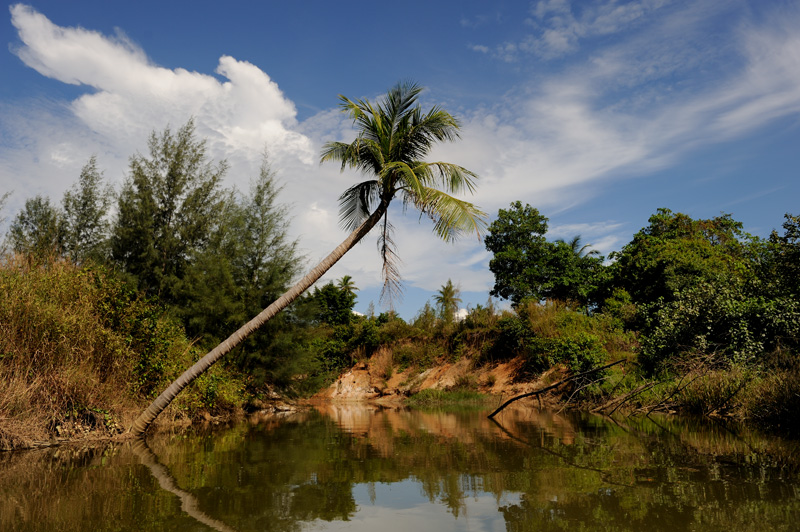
(130, 200, 389, 436)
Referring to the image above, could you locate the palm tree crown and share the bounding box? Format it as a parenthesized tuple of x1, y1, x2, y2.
(321, 81, 486, 299)
(434, 279, 462, 322)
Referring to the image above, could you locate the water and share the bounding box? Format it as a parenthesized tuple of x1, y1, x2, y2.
(2, 404, 799, 531)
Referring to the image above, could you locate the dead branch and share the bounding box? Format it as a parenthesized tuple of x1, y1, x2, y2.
(487, 359, 626, 419)
(592, 381, 656, 415)
(557, 375, 613, 415)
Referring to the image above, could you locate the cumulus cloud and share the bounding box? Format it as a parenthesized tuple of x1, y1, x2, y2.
(8, 3, 313, 169)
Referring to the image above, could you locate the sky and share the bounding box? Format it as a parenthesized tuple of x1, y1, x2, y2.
(1, 0, 799, 319)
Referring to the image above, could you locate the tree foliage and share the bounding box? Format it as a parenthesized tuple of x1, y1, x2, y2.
(434, 279, 461, 322)
(8, 195, 65, 261)
(485, 201, 604, 306)
(608, 208, 799, 371)
(608, 208, 751, 307)
(307, 278, 358, 326)
(111, 119, 227, 303)
(321, 81, 485, 301)
(766, 213, 800, 297)
(178, 155, 300, 344)
(62, 156, 113, 264)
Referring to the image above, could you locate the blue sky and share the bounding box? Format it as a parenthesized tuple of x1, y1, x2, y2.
(1, 1, 799, 319)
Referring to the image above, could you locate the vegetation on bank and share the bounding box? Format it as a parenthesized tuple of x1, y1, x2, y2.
(1, 116, 799, 447)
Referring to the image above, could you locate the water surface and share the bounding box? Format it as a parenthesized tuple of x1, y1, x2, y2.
(2, 404, 799, 531)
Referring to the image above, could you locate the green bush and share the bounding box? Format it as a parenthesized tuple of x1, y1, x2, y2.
(551, 332, 607, 374)
(639, 277, 800, 372)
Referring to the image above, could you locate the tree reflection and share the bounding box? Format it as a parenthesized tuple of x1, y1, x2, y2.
(2, 407, 800, 531)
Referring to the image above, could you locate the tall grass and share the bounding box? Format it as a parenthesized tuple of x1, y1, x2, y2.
(0, 256, 245, 449)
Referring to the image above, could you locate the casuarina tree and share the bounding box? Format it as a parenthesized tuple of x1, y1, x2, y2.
(131, 81, 486, 434)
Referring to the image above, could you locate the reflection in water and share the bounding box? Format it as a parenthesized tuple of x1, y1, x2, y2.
(2, 404, 800, 531)
(131, 439, 237, 532)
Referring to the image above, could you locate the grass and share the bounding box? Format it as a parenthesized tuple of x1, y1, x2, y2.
(0, 256, 249, 449)
(405, 388, 490, 407)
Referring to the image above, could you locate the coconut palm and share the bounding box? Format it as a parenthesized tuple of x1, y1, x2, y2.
(557, 235, 600, 258)
(131, 81, 485, 435)
(434, 279, 462, 323)
(337, 275, 358, 295)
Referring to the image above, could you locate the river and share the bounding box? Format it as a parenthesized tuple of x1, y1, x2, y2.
(2, 403, 799, 531)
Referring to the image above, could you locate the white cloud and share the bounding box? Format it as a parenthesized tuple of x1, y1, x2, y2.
(480, 0, 672, 61)
(8, 3, 313, 173)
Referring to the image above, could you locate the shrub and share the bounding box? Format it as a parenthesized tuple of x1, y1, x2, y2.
(551, 332, 607, 374)
(0, 256, 251, 446)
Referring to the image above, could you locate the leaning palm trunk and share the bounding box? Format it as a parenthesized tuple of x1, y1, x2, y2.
(130, 200, 389, 436)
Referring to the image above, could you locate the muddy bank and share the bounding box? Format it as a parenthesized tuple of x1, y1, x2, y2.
(311, 347, 561, 404)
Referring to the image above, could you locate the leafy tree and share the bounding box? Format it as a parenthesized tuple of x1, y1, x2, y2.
(110, 119, 226, 303)
(132, 81, 485, 434)
(485, 202, 548, 304)
(546, 239, 606, 306)
(179, 155, 300, 344)
(8, 195, 65, 261)
(485, 202, 604, 306)
(308, 279, 358, 326)
(62, 156, 113, 264)
(434, 279, 461, 322)
(765, 213, 800, 297)
(639, 276, 800, 371)
(176, 156, 309, 387)
(608, 208, 799, 372)
(608, 208, 751, 308)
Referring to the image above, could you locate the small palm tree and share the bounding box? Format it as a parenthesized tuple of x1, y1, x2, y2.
(337, 275, 358, 295)
(131, 82, 485, 435)
(558, 235, 599, 258)
(434, 279, 461, 323)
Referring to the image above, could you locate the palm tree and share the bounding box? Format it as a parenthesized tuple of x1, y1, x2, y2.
(434, 279, 461, 323)
(337, 275, 358, 295)
(130, 81, 485, 435)
(557, 235, 600, 258)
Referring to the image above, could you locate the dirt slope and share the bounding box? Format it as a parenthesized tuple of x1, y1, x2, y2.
(312, 347, 560, 403)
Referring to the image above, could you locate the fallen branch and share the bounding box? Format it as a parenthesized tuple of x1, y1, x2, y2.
(592, 381, 656, 415)
(643, 368, 708, 415)
(557, 375, 613, 415)
(613, 382, 656, 416)
(487, 359, 626, 419)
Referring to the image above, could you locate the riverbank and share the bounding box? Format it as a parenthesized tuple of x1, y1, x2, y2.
(313, 347, 800, 436)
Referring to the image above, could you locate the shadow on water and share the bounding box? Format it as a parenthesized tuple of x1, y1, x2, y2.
(2, 404, 800, 531)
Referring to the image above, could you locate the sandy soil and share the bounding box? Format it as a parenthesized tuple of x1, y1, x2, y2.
(311, 347, 563, 404)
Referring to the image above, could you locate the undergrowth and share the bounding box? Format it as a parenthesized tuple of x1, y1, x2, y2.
(0, 256, 248, 448)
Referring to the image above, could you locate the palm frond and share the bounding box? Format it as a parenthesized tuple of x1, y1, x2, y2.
(321, 81, 486, 297)
(338, 180, 380, 232)
(381, 161, 424, 198)
(411, 187, 487, 242)
(320, 141, 352, 171)
(377, 215, 403, 306)
(413, 162, 478, 194)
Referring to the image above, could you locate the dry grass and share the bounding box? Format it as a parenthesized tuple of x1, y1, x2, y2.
(0, 257, 208, 448)
(0, 257, 140, 447)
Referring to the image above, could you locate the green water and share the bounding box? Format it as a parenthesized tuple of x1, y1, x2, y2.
(2, 404, 800, 531)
